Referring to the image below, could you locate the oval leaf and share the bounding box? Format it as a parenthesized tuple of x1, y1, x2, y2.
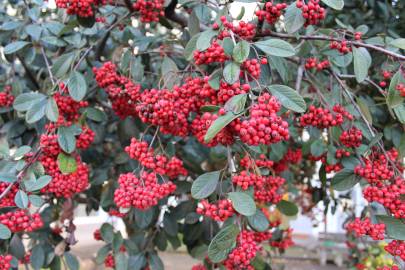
(268, 84, 306, 112)
(204, 111, 241, 143)
(0, 223, 11, 239)
(57, 153, 77, 174)
(15, 190, 29, 209)
(228, 192, 256, 216)
(353, 47, 371, 83)
(321, 0, 344, 10)
(68, 71, 87, 101)
(331, 169, 360, 191)
(276, 200, 298, 216)
(223, 62, 240, 84)
(4, 41, 30, 54)
(208, 224, 239, 263)
(232, 41, 250, 63)
(191, 171, 220, 199)
(254, 39, 295, 57)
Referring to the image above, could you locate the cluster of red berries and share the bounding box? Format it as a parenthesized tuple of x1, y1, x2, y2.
(305, 58, 329, 71)
(377, 266, 399, 270)
(378, 70, 392, 88)
(191, 264, 207, 270)
(270, 228, 294, 251)
(336, 149, 351, 159)
(300, 105, 352, 129)
(354, 32, 363, 40)
(192, 112, 235, 147)
(223, 231, 261, 270)
(56, 0, 105, 17)
(104, 254, 115, 268)
(0, 210, 43, 233)
(273, 148, 302, 173)
(216, 16, 256, 40)
(133, 0, 165, 23)
(234, 93, 289, 146)
(330, 40, 352, 54)
(0, 255, 12, 270)
(125, 138, 187, 178)
(396, 83, 405, 97)
(296, 0, 326, 26)
(354, 149, 399, 184)
(346, 218, 385, 240)
(0, 86, 14, 107)
(255, 2, 287, 24)
(363, 178, 405, 219)
(340, 127, 362, 148)
(114, 172, 176, 210)
(232, 171, 265, 190)
(217, 81, 249, 104)
(0, 182, 18, 207)
(241, 58, 267, 79)
(93, 229, 102, 241)
(55, 83, 89, 122)
(93, 62, 141, 119)
(108, 209, 126, 217)
(240, 154, 274, 170)
(196, 199, 235, 222)
(254, 176, 285, 204)
(194, 41, 229, 65)
(321, 156, 343, 173)
(385, 240, 405, 261)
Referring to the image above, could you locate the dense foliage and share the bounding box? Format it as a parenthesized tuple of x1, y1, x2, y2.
(0, 0, 404, 269)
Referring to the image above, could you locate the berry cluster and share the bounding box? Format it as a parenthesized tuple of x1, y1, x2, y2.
(336, 149, 351, 159)
(363, 178, 405, 219)
(330, 40, 352, 54)
(346, 218, 385, 240)
(93, 62, 141, 119)
(234, 93, 289, 146)
(0, 86, 14, 107)
(385, 240, 405, 261)
(196, 199, 235, 221)
(354, 32, 363, 40)
(0, 255, 12, 270)
(270, 228, 294, 251)
(217, 16, 256, 40)
(133, 0, 165, 23)
(241, 59, 267, 79)
(114, 172, 176, 210)
(396, 83, 405, 97)
(93, 229, 102, 241)
(0, 182, 18, 207)
(55, 83, 89, 122)
(255, 2, 287, 24)
(0, 210, 43, 233)
(56, 0, 105, 17)
(354, 149, 399, 184)
(254, 176, 285, 204)
(304, 58, 329, 71)
(191, 264, 207, 270)
(340, 127, 362, 148)
(232, 171, 265, 190)
(223, 231, 261, 270)
(194, 41, 229, 65)
(240, 154, 274, 170)
(300, 105, 352, 128)
(273, 148, 302, 173)
(379, 70, 392, 88)
(125, 138, 187, 178)
(377, 266, 399, 270)
(296, 0, 326, 26)
(192, 112, 235, 147)
(104, 254, 115, 268)
(217, 81, 249, 104)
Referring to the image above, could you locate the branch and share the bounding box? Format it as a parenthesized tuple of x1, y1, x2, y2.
(16, 55, 40, 89)
(164, 0, 187, 27)
(257, 31, 405, 61)
(40, 46, 56, 86)
(123, 0, 134, 12)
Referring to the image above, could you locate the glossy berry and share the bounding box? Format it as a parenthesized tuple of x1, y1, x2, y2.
(340, 127, 362, 148)
(296, 0, 326, 26)
(346, 218, 385, 240)
(196, 199, 235, 222)
(194, 41, 229, 65)
(0, 86, 14, 107)
(133, 0, 165, 23)
(256, 2, 287, 24)
(0, 210, 43, 233)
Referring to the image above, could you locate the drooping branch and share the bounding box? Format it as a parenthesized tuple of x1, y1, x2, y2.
(16, 54, 40, 90)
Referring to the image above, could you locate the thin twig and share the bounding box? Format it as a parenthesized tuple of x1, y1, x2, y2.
(40, 46, 56, 85)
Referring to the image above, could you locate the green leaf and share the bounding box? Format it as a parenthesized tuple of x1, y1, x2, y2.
(15, 190, 29, 208)
(268, 84, 306, 112)
(284, 4, 305, 33)
(149, 253, 164, 270)
(57, 126, 76, 154)
(161, 57, 179, 89)
(25, 24, 42, 41)
(25, 175, 52, 192)
(331, 169, 360, 191)
(191, 171, 220, 199)
(52, 52, 75, 78)
(310, 139, 326, 157)
(95, 245, 111, 264)
(29, 195, 44, 207)
(222, 38, 234, 56)
(208, 224, 239, 263)
(4, 41, 30, 54)
(128, 254, 146, 270)
(208, 69, 222, 90)
(30, 245, 45, 270)
(196, 29, 217, 51)
(224, 93, 247, 114)
(0, 223, 11, 239)
(77, 15, 96, 28)
(188, 11, 200, 37)
(135, 208, 155, 229)
(232, 41, 250, 63)
(321, 0, 344, 10)
(277, 200, 298, 216)
(387, 70, 405, 108)
(376, 215, 405, 241)
(57, 153, 77, 174)
(64, 253, 79, 270)
(13, 93, 46, 111)
(45, 97, 59, 122)
(247, 209, 269, 232)
(100, 223, 114, 243)
(184, 34, 200, 61)
(85, 107, 107, 122)
(223, 62, 240, 84)
(228, 192, 256, 216)
(26, 98, 47, 124)
(389, 38, 405, 50)
(357, 97, 373, 124)
(353, 47, 371, 83)
(394, 104, 405, 124)
(13, 146, 31, 159)
(0, 172, 17, 183)
(68, 71, 87, 101)
(204, 111, 241, 143)
(115, 253, 129, 270)
(255, 39, 295, 57)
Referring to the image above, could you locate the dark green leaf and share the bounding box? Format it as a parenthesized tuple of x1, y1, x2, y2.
(310, 139, 326, 157)
(68, 71, 87, 101)
(204, 111, 241, 143)
(228, 192, 256, 216)
(149, 253, 164, 270)
(0, 172, 17, 183)
(232, 41, 250, 63)
(247, 209, 269, 232)
(387, 70, 405, 108)
(15, 190, 28, 208)
(128, 254, 146, 270)
(0, 223, 11, 239)
(64, 253, 79, 270)
(268, 84, 306, 112)
(277, 200, 298, 216)
(331, 169, 360, 191)
(321, 0, 344, 10)
(100, 223, 114, 243)
(191, 171, 220, 199)
(224, 93, 247, 114)
(284, 4, 305, 33)
(28, 195, 44, 207)
(376, 215, 405, 241)
(52, 53, 75, 78)
(223, 62, 240, 84)
(4, 41, 30, 54)
(115, 253, 128, 270)
(196, 29, 217, 51)
(13, 93, 46, 111)
(25, 175, 52, 192)
(208, 224, 239, 263)
(353, 47, 371, 83)
(255, 39, 295, 57)
(85, 107, 107, 122)
(57, 127, 76, 154)
(389, 38, 405, 50)
(46, 97, 59, 122)
(30, 245, 45, 270)
(184, 34, 200, 61)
